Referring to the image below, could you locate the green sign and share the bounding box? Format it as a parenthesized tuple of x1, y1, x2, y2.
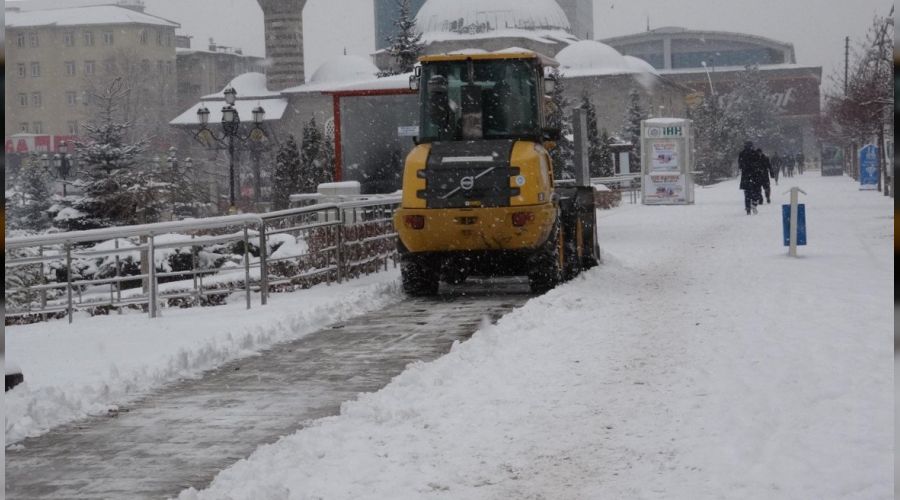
(663, 127, 683, 137)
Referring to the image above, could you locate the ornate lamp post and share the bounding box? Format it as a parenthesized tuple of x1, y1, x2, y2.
(42, 143, 75, 196)
(194, 85, 266, 214)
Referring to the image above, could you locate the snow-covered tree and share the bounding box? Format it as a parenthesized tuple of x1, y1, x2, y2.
(6, 154, 54, 231)
(272, 135, 301, 210)
(725, 65, 783, 149)
(546, 69, 575, 179)
(690, 94, 742, 184)
(385, 0, 424, 74)
(300, 117, 326, 193)
(58, 78, 165, 230)
(621, 89, 647, 172)
(580, 94, 611, 177)
(597, 129, 615, 178)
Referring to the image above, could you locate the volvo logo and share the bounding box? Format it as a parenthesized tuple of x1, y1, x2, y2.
(460, 176, 475, 190)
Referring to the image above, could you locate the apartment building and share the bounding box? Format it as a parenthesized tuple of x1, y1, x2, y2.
(5, 4, 179, 142)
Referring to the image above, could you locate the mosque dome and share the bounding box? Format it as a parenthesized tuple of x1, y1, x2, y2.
(555, 40, 630, 73)
(623, 55, 659, 75)
(416, 0, 571, 34)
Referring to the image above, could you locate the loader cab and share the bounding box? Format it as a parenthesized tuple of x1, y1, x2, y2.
(414, 54, 554, 143)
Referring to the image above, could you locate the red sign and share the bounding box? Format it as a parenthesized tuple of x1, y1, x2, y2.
(5, 135, 78, 154)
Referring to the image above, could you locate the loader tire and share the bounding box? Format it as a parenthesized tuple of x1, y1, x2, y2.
(528, 223, 563, 294)
(400, 252, 440, 296)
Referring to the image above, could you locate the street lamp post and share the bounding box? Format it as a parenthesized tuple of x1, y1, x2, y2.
(44, 141, 75, 196)
(194, 85, 267, 214)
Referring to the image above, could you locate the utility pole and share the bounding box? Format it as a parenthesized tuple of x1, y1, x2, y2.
(844, 36, 849, 95)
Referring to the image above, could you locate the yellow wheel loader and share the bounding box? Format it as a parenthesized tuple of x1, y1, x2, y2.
(394, 52, 600, 296)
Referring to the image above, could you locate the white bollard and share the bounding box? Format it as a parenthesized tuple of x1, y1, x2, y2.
(784, 187, 807, 257)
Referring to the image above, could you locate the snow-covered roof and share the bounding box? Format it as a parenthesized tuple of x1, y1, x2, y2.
(5, 5, 179, 28)
(416, 0, 570, 34)
(623, 55, 659, 76)
(422, 28, 576, 46)
(658, 63, 820, 75)
(282, 55, 380, 94)
(202, 73, 280, 100)
(169, 98, 288, 126)
(556, 40, 630, 74)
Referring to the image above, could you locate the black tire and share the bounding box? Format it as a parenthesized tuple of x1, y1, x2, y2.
(441, 267, 468, 285)
(528, 223, 563, 294)
(400, 252, 440, 296)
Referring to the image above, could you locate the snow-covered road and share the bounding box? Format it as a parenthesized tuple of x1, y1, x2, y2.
(5, 174, 892, 499)
(6, 281, 531, 499)
(176, 174, 892, 500)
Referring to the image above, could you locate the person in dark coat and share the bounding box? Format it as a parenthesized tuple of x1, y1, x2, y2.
(738, 141, 765, 215)
(771, 153, 781, 185)
(796, 152, 805, 175)
(757, 148, 772, 204)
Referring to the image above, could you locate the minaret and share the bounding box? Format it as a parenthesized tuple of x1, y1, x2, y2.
(257, 0, 307, 90)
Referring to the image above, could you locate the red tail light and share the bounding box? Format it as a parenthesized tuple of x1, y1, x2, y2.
(404, 215, 426, 230)
(511, 212, 534, 227)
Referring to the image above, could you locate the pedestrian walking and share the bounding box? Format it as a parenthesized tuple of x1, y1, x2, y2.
(758, 148, 772, 204)
(796, 152, 805, 175)
(785, 154, 795, 177)
(739, 141, 765, 215)
(771, 152, 781, 185)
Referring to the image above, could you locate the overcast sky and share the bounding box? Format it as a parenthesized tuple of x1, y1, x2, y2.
(7, 0, 894, 93)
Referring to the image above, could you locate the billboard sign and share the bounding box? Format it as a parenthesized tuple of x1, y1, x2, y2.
(859, 144, 879, 190)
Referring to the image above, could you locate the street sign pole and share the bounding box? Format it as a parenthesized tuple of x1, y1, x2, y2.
(785, 187, 807, 257)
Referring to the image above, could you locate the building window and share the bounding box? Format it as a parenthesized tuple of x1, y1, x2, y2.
(68, 121, 79, 135)
(19, 94, 28, 107)
(29, 32, 39, 47)
(31, 62, 41, 77)
(84, 31, 94, 46)
(103, 31, 114, 45)
(33, 122, 44, 134)
(66, 91, 78, 106)
(20, 123, 30, 133)
(85, 60, 96, 75)
(31, 92, 42, 108)
(104, 59, 116, 73)
(166, 34, 172, 47)
(18, 64, 27, 78)
(64, 31, 75, 47)
(139, 29, 148, 45)
(17, 32, 26, 47)
(166, 61, 174, 74)
(156, 30, 163, 45)
(65, 61, 77, 76)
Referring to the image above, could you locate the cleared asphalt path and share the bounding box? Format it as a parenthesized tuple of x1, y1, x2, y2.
(6, 279, 532, 499)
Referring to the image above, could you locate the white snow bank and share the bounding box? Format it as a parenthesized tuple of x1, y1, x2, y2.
(180, 175, 893, 499)
(5, 270, 402, 444)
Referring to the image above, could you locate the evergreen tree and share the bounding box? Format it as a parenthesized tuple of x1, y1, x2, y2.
(385, 0, 424, 74)
(546, 69, 575, 179)
(621, 89, 647, 173)
(58, 78, 164, 229)
(690, 94, 741, 184)
(272, 135, 301, 210)
(300, 117, 325, 193)
(319, 134, 336, 185)
(580, 94, 606, 177)
(7, 154, 53, 231)
(726, 65, 783, 149)
(597, 129, 615, 177)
